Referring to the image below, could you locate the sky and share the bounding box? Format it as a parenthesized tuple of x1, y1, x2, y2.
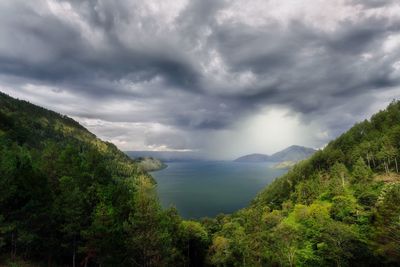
(0, 0, 399, 159)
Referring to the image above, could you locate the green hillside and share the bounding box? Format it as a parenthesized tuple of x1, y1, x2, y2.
(205, 101, 400, 266)
(0, 92, 207, 267)
(0, 92, 138, 173)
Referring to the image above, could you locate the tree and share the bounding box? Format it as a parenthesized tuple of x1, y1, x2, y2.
(124, 175, 167, 267)
(271, 222, 301, 267)
(330, 195, 359, 223)
(330, 162, 350, 189)
(55, 176, 84, 267)
(208, 236, 231, 266)
(316, 222, 362, 267)
(352, 157, 373, 183)
(179, 220, 209, 267)
(374, 183, 400, 263)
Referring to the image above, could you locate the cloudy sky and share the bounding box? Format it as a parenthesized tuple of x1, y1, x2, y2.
(1, 0, 400, 159)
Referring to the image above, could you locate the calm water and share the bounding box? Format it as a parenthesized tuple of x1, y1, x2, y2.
(150, 161, 287, 219)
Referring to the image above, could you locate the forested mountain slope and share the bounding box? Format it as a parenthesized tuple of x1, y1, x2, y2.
(0, 92, 136, 170)
(0, 92, 207, 267)
(205, 101, 400, 266)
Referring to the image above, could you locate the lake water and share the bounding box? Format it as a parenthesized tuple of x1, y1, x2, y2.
(150, 161, 287, 219)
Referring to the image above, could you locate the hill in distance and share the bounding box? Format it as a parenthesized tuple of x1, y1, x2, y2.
(234, 145, 316, 162)
(133, 156, 167, 172)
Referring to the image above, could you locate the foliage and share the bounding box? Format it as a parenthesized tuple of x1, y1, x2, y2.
(0, 92, 198, 266)
(205, 100, 400, 266)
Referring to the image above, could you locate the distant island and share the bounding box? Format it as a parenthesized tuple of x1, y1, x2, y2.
(133, 157, 167, 172)
(125, 150, 204, 162)
(234, 145, 316, 167)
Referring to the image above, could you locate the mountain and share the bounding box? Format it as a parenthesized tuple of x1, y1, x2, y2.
(0, 92, 201, 267)
(208, 100, 400, 266)
(0, 92, 135, 166)
(234, 145, 316, 162)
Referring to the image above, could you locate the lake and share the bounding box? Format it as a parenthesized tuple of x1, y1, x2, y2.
(150, 161, 287, 219)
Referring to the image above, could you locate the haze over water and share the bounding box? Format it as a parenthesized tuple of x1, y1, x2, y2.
(151, 161, 287, 219)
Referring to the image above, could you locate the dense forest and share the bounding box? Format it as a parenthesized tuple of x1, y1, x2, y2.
(0, 92, 207, 266)
(206, 101, 400, 266)
(0, 91, 400, 266)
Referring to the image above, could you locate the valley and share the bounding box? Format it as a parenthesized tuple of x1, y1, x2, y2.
(1, 92, 400, 266)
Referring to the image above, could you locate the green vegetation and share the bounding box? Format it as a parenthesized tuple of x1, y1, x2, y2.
(1, 91, 400, 266)
(206, 101, 400, 266)
(0, 92, 206, 266)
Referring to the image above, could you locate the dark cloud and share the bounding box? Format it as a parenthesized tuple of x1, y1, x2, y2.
(353, 0, 397, 8)
(0, 0, 399, 156)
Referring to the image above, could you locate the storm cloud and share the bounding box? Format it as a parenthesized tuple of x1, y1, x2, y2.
(1, 0, 400, 159)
